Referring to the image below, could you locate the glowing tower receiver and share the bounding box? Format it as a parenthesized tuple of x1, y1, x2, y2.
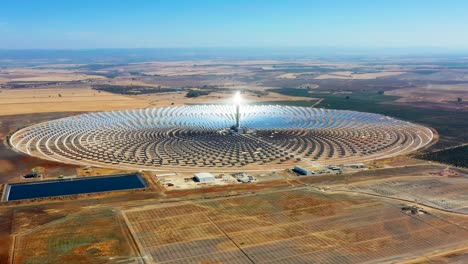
(234, 91, 242, 130)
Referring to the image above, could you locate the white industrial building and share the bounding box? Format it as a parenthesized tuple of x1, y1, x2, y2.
(194, 172, 216, 183)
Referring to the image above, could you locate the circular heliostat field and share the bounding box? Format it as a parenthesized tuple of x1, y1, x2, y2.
(10, 105, 433, 171)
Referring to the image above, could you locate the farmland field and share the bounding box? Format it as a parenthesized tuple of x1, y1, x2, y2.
(417, 145, 468, 168)
(12, 208, 139, 264)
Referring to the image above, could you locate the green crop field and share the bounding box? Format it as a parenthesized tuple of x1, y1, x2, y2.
(417, 145, 468, 168)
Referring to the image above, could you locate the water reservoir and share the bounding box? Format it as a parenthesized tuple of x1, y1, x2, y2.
(4, 174, 146, 201)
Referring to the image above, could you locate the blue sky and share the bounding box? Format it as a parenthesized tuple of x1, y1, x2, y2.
(1, 0, 467, 49)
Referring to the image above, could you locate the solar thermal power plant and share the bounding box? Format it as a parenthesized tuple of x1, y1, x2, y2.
(9, 103, 433, 171)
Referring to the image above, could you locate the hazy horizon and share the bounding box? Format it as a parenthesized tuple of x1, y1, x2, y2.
(1, 0, 468, 49)
(1, 47, 468, 66)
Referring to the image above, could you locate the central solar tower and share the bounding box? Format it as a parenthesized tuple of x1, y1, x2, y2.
(234, 91, 241, 130)
(9, 104, 434, 171)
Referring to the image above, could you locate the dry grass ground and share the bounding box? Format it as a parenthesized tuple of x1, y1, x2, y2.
(12, 208, 139, 264)
(1, 166, 467, 264)
(314, 71, 405, 80)
(0, 68, 106, 82)
(132, 90, 313, 108)
(123, 188, 468, 264)
(0, 208, 13, 263)
(0, 112, 84, 183)
(0, 87, 152, 116)
(0, 86, 310, 116)
(385, 84, 468, 111)
(387, 84, 468, 103)
(335, 176, 468, 214)
(276, 73, 310, 79)
(109, 60, 289, 76)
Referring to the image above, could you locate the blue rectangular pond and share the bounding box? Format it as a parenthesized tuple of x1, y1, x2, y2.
(5, 173, 147, 201)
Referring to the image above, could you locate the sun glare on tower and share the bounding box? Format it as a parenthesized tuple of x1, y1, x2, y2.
(234, 91, 242, 106)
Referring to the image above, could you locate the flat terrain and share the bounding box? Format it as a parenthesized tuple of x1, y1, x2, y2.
(417, 144, 468, 168)
(0, 55, 468, 263)
(134, 91, 311, 107)
(123, 188, 468, 263)
(0, 87, 152, 116)
(4, 185, 468, 264)
(314, 71, 405, 80)
(335, 176, 468, 214)
(1, 165, 467, 263)
(0, 68, 106, 82)
(12, 208, 139, 264)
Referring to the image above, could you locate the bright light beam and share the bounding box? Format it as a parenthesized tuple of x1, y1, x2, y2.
(234, 91, 242, 106)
